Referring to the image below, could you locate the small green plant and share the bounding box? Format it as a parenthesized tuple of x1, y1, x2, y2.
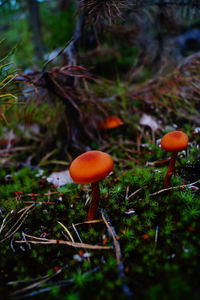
(0, 49, 17, 105)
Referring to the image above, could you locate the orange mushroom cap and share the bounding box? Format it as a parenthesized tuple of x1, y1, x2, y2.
(161, 131, 189, 153)
(69, 150, 114, 184)
(98, 116, 123, 129)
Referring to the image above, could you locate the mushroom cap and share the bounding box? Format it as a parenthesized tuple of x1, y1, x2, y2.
(69, 150, 114, 184)
(98, 116, 123, 129)
(161, 131, 189, 152)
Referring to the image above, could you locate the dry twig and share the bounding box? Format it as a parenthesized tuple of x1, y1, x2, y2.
(10, 266, 65, 297)
(15, 234, 112, 250)
(150, 179, 200, 196)
(101, 209, 133, 298)
(125, 186, 145, 201)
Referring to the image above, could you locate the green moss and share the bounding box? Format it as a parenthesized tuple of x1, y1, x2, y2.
(0, 122, 200, 300)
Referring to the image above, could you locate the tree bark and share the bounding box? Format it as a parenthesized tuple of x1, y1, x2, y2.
(58, 0, 71, 11)
(28, 0, 44, 61)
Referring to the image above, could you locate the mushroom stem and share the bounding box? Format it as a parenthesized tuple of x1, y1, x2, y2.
(87, 182, 100, 221)
(163, 152, 178, 188)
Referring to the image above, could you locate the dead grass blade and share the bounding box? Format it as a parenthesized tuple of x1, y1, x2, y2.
(71, 222, 91, 262)
(57, 221, 75, 242)
(0, 210, 14, 234)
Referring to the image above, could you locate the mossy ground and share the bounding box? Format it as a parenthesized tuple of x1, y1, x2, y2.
(0, 130, 200, 300)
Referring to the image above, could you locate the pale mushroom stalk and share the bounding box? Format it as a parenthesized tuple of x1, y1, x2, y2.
(87, 182, 100, 221)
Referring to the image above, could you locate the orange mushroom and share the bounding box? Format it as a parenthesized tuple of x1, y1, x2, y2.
(69, 150, 114, 221)
(161, 131, 189, 188)
(98, 116, 123, 130)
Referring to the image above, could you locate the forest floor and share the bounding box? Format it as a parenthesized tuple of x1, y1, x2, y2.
(1, 51, 200, 300)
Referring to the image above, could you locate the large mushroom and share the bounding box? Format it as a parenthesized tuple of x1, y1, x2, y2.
(161, 131, 189, 188)
(69, 150, 114, 221)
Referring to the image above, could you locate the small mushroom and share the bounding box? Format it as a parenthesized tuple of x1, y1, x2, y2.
(98, 116, 123, 130)
(69, 150, 114, 221)
(161, 131, 189, 188)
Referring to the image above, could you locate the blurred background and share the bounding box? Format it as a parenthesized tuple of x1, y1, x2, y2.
(0, 0, 200, 165)
(0, 0, 75, 68)
(1, 0, 200, 73)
